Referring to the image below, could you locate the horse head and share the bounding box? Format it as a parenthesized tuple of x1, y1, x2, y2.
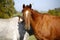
(22, 4, 32, 30)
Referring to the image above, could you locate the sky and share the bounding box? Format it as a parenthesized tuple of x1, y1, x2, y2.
(14, 0, 60, 12)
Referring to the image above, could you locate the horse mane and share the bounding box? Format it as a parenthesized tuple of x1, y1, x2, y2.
(31, 9, 42, 14)
(31, 9, 43, 18)
(29, 9, 44, 22)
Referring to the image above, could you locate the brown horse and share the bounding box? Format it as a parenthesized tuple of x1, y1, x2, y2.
(22, 4, 60, 40)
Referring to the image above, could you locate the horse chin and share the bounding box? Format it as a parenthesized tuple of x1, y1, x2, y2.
(25, 25, 30, 30)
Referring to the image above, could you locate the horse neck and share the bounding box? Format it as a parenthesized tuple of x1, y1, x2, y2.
(30, 9, 43, 27)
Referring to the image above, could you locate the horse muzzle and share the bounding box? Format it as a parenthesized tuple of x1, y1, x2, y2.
(25, 25, 30, 30)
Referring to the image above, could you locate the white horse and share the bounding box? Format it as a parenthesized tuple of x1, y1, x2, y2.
(0, 17, 20, 40)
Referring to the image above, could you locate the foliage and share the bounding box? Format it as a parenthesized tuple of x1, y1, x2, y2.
(13, 12, 22, 17)
(48, 8, 60, 16)
(29, 35, 36, 40)
(0, 0, 16, 19)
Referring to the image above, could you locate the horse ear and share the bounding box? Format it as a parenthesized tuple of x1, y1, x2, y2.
(23, 4, 25, 8)
(29, 4, 32, 8)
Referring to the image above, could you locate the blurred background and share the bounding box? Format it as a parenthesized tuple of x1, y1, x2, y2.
(14, 0, 60, 12)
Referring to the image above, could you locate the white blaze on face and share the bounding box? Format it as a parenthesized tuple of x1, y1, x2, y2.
(25, 10, 29, 17)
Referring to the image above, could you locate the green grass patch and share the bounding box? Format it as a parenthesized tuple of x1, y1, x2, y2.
(29, 35, 37, 40)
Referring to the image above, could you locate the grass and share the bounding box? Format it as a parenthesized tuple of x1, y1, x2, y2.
(29, 35, 37, 40)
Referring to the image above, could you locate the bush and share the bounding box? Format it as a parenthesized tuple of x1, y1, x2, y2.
(48, 8, 60, 16)
(0, 0, 16, 19)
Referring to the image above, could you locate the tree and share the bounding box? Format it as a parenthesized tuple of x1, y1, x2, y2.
(0, 0, 16, 18)
(48, 8, 60, 16)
